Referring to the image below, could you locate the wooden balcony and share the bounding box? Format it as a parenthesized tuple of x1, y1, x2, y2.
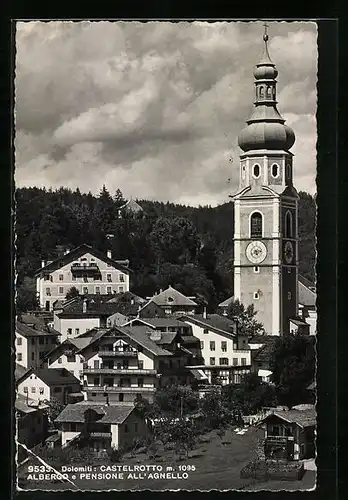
(83, 385, 156, 393)
(71, 263, 101, 274)
(98, 350, 137, 358)
(84, 368, 157, 375)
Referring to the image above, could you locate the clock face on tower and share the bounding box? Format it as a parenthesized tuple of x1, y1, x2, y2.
(246, 241, 267, 264)
(284, 241, 294, 264)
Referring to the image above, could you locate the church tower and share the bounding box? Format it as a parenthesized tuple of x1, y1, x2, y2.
(232, 26, 299, 335)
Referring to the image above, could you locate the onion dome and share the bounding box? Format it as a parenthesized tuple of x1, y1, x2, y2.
(238, 26, 295, 152)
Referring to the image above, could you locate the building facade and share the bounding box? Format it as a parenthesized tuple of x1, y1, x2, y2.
(35, 244, 131, 311)
(182, 314, 251, 385)
(231, 30, 299, 335)
(15, 320, 61, 369)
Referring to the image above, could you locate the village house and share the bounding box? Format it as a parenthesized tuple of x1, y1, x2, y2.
(249, 335, 279, 382)
(16, 367, 82, 404)
(181, 314, 251, 385)
(117, 198, 145, 218)
(43, 336, 95, 383)
(35, 244, 131, 311)
(55, 403, 150, 449)
(124, 317, 203, 386)
(16, 394, 49, 462)
(15, 319, 61, 369)
(75, 325, 174, 404)
(259, 404, 316, 461)
(139, 285, 198, 317)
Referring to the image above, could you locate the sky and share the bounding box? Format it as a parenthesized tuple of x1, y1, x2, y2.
(15, 21, 317, 207)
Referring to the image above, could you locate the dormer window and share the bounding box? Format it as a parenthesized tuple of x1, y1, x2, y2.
(167, 297, 174, 303)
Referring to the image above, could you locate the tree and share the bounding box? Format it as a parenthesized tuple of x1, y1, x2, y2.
(16, 284, 39, 313)
(45, 397, 66, 426)
(65, 286, 80, 301)
(199, 390, 231, 431)
(269, 333, 316, 407)
(226, 299, 264, 337)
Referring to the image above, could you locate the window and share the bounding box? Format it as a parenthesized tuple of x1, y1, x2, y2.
(59, 287, 64, 294)
(203, 328, 209, 334)
(17, 353, 22, 361)
(83, 287, 88, 294)
(210, 357, 215, 365)
(44, 274, 50, 281)
(221, 341, 227, 352)
(107, 287, 112, 294)
(58, 358, 62, 364)
(119, 394, 124, 402)
(95, 287, 100, 294)
(200, 341, 204, 349)
(31, 352, 35, 360)
(271, 163, 279, 177)
(67, 355, 76, 362)
(209, 341, 215, 351)
(39, 387, 44, 395)
(138, 378, 144, 387)
(94, 360, 100, 369)
(39, 337, 44, 345)
(288, 292, 292, 300)
(31, 387, 36, 393)
(107, 274, 112, 282)
(17, 337, 22, 346)
(250, 212, 262, 238)
(138, 360, 144, 369)
(252, 164, 261, 178)
(46, 288, 51, 296)
(259, 86, 264, 98)
(233, 358, 238, 366)
(67, 328, 72, 337)
(254, 266, 260, 273)
(120, 274, 125, 282)
(53, 387, 62, 393)
(241, 358, 247, 366)
(285, 211, 293, 238)
(75, 328, 80, 336)
(219, 358, 228, 365)
(91, 393, 97, 397)
(118, 286, 124, 293)
(59, 274, 63, 281)
(266, 86, 272, 98)
(134, 423, 138, 432)
(253, 292, 260, 300)
(124, 424, 129, 433)
(286, 163, 291, 179)
(23, 386, 28, 393)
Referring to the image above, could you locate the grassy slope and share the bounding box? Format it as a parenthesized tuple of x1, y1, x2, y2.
(18, 426, 316, 492)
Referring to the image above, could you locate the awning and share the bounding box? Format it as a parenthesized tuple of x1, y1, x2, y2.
(190, 369, 209, 381)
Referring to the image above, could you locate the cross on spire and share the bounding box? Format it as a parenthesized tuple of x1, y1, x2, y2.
(263, 22, 269, 42)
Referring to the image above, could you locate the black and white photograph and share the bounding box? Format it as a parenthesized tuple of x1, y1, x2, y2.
(14, 20, 317, 491)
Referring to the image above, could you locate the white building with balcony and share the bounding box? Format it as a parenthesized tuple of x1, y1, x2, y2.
(181, 314, 252, 385)
(35, 244, 131, 311)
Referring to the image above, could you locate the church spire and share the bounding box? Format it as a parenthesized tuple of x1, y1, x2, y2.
(238, 24, 295, 152)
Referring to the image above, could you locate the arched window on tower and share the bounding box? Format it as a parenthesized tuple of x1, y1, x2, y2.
(259, 86, 264, 98)
(250, 212, 263, 238)
(285, 211, 293, 238)
(272, 163, 279, 177)
(266, 86, 272, 98)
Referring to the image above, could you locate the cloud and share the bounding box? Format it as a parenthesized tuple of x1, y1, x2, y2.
(15, 21, 318, 205)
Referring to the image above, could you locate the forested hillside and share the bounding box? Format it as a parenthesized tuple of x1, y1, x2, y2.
(15, 186, 316, 310)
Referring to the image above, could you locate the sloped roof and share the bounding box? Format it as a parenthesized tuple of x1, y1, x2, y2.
(17, 367, 80, 386)
(154, 332, 178, 345)
(266, 408, 316, 428)
(34, 244, 131, 276)
(119, 199, 144, 213)
(55, 402, 134, 423)
(15, 363, 30, 381)
(289, 317, 309, 327)
(299, 274, 316, 290)
(123, 326, 173, 356)
(58, 297, 125, 318)
(15, 394, 49, 413)
(218, 296, 235, 308)
(129, 317, 186, 329)
(149, 286, 197, 307)
(182, 314, 236, 337)
(298, 280, 317, 307)
(16, 321, 61, 338)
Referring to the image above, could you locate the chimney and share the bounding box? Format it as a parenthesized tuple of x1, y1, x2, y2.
(64, 248, 70, 255)
(83, 299, 87, 314)
(107, 250, 112, 259)
(131, 298, 134, 305)
(203, 306, 207, 319)
(137, 305, 141, 318)
(41, 260, 46, 268)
